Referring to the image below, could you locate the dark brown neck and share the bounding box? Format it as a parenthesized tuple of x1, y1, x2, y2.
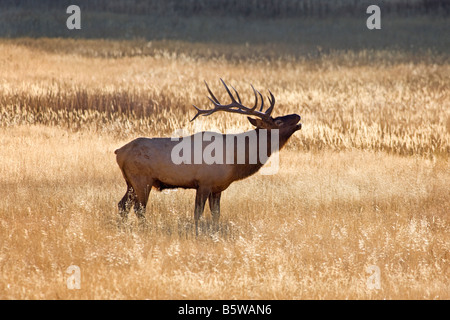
(231, 128, 294, 181)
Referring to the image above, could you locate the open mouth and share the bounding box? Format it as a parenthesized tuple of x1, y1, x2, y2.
(296, 123, 302, 130)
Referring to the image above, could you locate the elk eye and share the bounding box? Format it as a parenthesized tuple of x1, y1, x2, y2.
(274, 120, 283, 126)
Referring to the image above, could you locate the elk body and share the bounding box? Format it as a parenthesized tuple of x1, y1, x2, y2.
(115, 80, 302, 234)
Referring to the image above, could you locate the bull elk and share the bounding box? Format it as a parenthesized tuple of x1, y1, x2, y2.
(115, 79, 302, 234)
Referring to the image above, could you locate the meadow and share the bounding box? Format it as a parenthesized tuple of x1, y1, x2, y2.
(0, 13, 449, 299)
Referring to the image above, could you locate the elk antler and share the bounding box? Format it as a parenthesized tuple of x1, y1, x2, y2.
(190, 79, 275, 122)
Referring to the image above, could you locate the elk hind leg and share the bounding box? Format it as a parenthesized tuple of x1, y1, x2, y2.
(130, 176, 153, 226)
(118, 182, 136, 221)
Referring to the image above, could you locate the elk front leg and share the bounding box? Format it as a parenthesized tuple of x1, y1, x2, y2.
(209, 192, 221, 231)
(194, 187, 210, 236)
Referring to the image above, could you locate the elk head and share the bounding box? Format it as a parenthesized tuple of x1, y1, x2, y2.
(191, 79, 302, 147)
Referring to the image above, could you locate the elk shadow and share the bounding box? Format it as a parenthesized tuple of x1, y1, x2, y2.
(175, 216, 239, 241)
(108, 211, 240, 241)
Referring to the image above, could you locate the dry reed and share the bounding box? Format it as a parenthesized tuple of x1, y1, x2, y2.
(0, 38, 448, 299)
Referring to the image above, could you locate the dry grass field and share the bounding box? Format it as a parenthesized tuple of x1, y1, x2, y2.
(0, 23, 449, 299)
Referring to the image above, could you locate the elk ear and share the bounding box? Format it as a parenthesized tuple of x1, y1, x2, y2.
(247, 117, 259, 127)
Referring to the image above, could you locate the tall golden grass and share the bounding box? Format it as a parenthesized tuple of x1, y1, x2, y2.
(0, 38, 449, 299)
(1, 39, 448, 156)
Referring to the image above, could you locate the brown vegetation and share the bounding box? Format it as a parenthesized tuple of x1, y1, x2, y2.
(0, 34, 448, 299)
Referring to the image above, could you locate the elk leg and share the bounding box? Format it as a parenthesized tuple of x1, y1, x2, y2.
(118, 183, 135, 221)
(131, 177, 153, 226)
(194, 187, 210, 236)
(133, 202, 147, 226)
(209, 192, 221, 231)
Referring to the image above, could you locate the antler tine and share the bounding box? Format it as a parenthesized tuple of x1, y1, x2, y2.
(265, 90, 275, 116)
(230, 84, 242, 104)
(220, 78, 238, 104)
(220, 79, 261, 113)
(190, 105, 203, 122)
(256, 89, 264, 112)
(190, 80, 232, 122)
(250, 84, 258, 111)
(204, 81, 220, 104)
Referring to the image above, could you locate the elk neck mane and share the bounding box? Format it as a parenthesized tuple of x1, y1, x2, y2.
(231, 127, 293, 181)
